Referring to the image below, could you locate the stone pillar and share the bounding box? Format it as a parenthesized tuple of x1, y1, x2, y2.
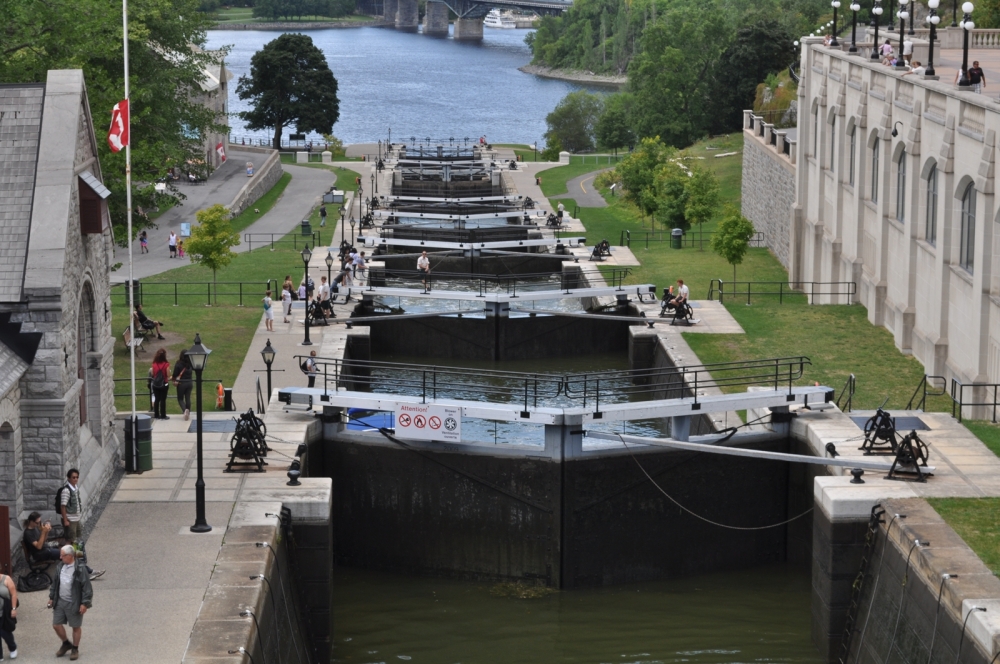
(453, 16, 484, 40)
(423, 1, 449, 35)
(382, 0, 397, 22)
(296, 152, 308, 163)
(321, 151, 332, 163)
(395, 0, 418, 31)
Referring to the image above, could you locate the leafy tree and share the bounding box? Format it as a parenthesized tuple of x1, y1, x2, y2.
(684, 166, 721, 248)
(653, 160, 689, 230)
(1, 0, 229, 245)
(710, 16, 795, 134)
(186, 204, 241, 302)
(710, 206, 757, 281)
(236, 33, 340, 150)
(544, 90, 605, 154)
(614, 136, 674, 219)
(541, 136, 563, 162)
(595, 92, 635, 154)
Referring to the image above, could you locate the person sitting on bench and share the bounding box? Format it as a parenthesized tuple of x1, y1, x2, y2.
(23, 512, 61, 563)
(134, 304, 165, 340)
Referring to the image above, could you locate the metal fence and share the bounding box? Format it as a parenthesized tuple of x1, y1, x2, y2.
(707, 280, 857, 305)
(950, 379, 1000, 422)
(620, 230, 765, 250)
(112, 280, 285, 307)
(244, 231, 323, 252)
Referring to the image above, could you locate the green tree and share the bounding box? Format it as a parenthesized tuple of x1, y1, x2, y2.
(710, 206, 757, 281)
(541, 136, 563, 162)
(614, 136, 673, 219)
(684, 166, 721, 248)
(652, 160, 689, 230)
(236, 33, 341, 150)
(544, 90, 605, 154)
(186, 204, 241, 301)
(595, 92, 635, 154)
(1, 0, 230, 245)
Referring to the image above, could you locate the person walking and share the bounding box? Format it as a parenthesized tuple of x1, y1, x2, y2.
(47, 545, 93, 661)
(168, 231, 178, 258)
(319, 204, 327, 227)
(58, 470, 104, 581)
(283, 275, 296, 301)
(149, 349, 171, 420)
(281, 285, 292, 323)
(970, 61, 986, 93)
(139, 231, 148, 254)
(0, 569, 18, 660)
(172, 351, 193, 421)
(176, 239, 185, 259)
(353, 251, 367, 285)
(262, 290, 274, 332)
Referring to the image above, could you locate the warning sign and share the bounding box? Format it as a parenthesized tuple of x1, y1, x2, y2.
(395, 404, 461, 442)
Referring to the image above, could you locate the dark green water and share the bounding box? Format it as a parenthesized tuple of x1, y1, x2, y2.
(332, 564, 821, 664)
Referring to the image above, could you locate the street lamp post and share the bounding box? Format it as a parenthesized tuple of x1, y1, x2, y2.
(187, 334, 212, 533)
(339, 207, 346, 247)
(927, 0, 940, 76)
(871, 0, 884, 60)
(260, 339, 275, 405)
(849, 1, 861, 52)
(301, 244, 313, 346)
(325, 250, 334, 292)
(350, 217, 356, 246)
(958, 2, 975, 86)
(372, 172, 376, 196)
(831, 0, 841, 46)
(897, 0, 909, 68)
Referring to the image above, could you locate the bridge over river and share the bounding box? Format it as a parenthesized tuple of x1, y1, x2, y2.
(383, 0, 571, 39)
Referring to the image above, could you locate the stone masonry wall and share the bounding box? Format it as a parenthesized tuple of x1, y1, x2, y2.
(227, 149, 284, 217)
(742, 131, 794, 269)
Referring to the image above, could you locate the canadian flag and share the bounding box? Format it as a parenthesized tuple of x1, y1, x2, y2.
(107, 99, 129, 153)
(216, 142, 227, 163)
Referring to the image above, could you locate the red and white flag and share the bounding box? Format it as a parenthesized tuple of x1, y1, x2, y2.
(216, 142, 227, 163)
(107, 99, 129, 152)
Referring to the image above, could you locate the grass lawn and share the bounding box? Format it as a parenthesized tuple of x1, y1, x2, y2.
(229, 171, 291, 234)
(962, 421, 1000, 457)
(926, 498, 1000, 575)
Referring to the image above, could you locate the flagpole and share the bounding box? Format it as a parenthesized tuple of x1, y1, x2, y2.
(122, 0, 137, 443)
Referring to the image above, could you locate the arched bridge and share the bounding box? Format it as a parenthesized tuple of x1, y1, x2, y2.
(383, 0, 572, 39)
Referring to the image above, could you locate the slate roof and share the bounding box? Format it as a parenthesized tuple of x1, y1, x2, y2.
(0, 84, 44, 302)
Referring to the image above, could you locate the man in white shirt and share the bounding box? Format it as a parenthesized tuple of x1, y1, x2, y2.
(675, 279, 689, 304)
(417, 251, 431, 291)
(352, 251, 367, 284)
(318, 276, 332, 321)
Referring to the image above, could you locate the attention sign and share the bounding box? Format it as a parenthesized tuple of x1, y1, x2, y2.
(395, 403, 461, 442)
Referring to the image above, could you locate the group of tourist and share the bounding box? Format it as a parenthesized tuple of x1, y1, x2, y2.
(136, 230, 186, 259)
(837, 37, 989, 92)
(147, 346, 194, 421)
(13, 468, 105, 661)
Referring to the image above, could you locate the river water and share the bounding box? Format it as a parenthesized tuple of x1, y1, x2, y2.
(206, 27, 603, 145)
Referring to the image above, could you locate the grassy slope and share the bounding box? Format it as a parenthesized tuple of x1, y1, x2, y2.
(925, 498, 1000, 575)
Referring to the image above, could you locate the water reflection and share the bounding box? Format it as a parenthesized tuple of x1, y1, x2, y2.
(332, 564, 820, 664)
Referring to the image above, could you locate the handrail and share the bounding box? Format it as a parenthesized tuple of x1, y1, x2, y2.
(905, 375, 947, 411)
(112, 279, 284, 307)
(295, 354, 811, 412)
(950, 378, 1000, 422)
(708, 280, 857, 305)
(244, 231, 322, 252)
(618, 230, 765, 250)
(836, 373, 856, 412)
(256, 376, 265, 415)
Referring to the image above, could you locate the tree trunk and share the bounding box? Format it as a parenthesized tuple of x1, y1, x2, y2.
(213, 268, 217, 306)
(272, 124, 284, 151)
(733, 263, 737, 283)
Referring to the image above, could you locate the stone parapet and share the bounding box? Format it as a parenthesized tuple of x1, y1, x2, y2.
(742, 115, 795, 269)
(227, 148, 283, 218)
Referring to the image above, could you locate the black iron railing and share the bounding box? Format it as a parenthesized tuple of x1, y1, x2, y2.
(619, 230, 765, 250)
(836, 373, 856, 413)
(707, 280, 857, 305)
(244, 231, 323, 252)
(295, 355, 811, 413)
(950, 379, 1000, 422)
(112, 280, 285, 307)
(905, 375, 947, 411)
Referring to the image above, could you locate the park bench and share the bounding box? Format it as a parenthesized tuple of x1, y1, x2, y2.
(122, 325, 147, 353)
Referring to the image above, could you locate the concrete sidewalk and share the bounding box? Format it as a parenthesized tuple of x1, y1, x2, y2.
(114, 162, 336, 283)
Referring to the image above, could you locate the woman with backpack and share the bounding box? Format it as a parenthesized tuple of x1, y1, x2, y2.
(149, 349, 171, 420)
(172, 351, 193, 421)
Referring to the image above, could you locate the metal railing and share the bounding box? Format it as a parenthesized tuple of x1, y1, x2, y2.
(374, 226, 537, 243)
(112, 280, 285, 307)
(369, 268, 633, 293)
(950, 379, 1000, 422)
(244, 231, 323, 252)
(707, 280, 857, 305)
(295, 355, 811, 413)
(836, 373, 856, 413)
(905, 375, 947, 411)
(620, 230, 765, 250)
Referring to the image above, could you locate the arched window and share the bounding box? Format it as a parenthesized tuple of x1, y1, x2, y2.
(896, 149, 907, 222)
(830, 116, 836, 169)
(849, 126, 856, 186)
(960, 182, 976, 272)
(871, 140, 880, 203)
(926, 164, 938, 245)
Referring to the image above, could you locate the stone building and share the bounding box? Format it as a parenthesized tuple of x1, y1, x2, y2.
(0, 70, 118, 534)
(745, 37, 1000, 403)
(191, 47, 232, 171)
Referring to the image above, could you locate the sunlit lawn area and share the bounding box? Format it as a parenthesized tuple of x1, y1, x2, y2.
(926, 498, 1000, 575)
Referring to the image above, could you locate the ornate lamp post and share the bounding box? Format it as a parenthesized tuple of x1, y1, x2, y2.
(325, 250, 334, 294)
(897, 0, 910, 67)
(871, 0, 884, 61)
(831, 0, 842, 46)
(339, 207, 346, 247)
(958, 2, 975, 86)
(300, 244, 313, 346)
(260, 339, 275, 405)
(187, 334, 212, 533)
(850, 1, 861, 51)
(927, 0, 940, 76)
(350, 217, 356, 246)
(371, 172, 376, 195)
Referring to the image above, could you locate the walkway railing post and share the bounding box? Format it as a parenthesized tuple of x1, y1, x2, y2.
(239, 283, 243, 307)
(174, 283, 178, 307)
(207, 283, 211, 307)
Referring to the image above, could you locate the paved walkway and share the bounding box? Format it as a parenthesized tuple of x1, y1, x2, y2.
(114, 162, 336, 283)
(563, 170, 611, 208)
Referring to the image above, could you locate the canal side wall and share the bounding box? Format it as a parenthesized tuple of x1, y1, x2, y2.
(227, 146, 284, 217)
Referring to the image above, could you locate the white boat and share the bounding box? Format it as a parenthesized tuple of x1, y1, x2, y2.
(484, 9, 517, 28)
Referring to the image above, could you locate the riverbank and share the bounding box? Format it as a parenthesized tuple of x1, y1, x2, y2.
(519, 64, 626, 88)
(212, 18, 388, 30)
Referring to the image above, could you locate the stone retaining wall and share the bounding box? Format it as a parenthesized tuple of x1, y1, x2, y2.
(742, 131, 794, 269)
(227, 148, 284, 218)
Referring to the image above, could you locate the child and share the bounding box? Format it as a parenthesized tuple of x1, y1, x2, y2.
(177, 239, 185, 258)
(139, 231, 148, 254)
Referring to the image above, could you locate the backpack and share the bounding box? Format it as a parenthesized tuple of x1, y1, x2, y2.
(151, 365, 168, 390)
(300, 360, 310, 374)
(54, 484, 67, 513)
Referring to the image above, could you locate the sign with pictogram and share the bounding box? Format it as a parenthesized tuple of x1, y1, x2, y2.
(394, 404, 461, 442)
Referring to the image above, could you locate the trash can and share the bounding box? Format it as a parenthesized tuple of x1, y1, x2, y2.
(671, 228, 684, 249)
(224, 387, 234, 411)
(125, 414, 153, 473)
(301, 219, 312, 236)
